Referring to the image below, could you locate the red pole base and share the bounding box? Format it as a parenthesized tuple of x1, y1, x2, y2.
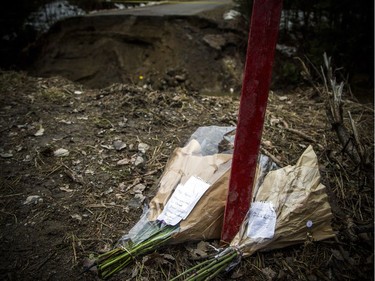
(221, 0, 283, 244)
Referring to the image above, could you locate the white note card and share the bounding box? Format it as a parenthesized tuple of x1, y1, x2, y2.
(157, 176, 210, 226)
(246, 201, 277, 239)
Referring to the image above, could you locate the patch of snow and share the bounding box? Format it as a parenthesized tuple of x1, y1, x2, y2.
(2, 32, 17, 41)
(24, 0, 85, 32)
(276, 44, 297, 57)
(114, 3, 125, 10)
(24, 195, 43, 205)
(223, 10, 240, 20)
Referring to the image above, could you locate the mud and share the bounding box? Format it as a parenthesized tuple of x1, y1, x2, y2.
(0, 69, 373, 280)
(25, 9, 246, 94)
(1, 3, 373, 281)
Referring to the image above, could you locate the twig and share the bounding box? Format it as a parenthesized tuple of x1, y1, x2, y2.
(348, 111, 366, 164)
(0, 192, 23, 198)
(72, 233, 78, 265)
(298, 54, 363, 166)
(45, 164, 63, 177)
(283, 127, 317, 143)
(36, 251, 57, 271)
(63, 164, 86, 185)
(260, 147, 284, 167)
(0, 210, 18, 223)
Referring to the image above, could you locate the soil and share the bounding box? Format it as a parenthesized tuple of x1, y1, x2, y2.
(24, 4, 247, 94)
(0, 4, 374, 281)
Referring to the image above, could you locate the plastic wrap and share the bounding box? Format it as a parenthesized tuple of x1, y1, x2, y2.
(169, 146, 335, 281)
(187, 126, 236, 155)
(120, 126, 276, 245)
(98, 126, 278, 279)
(230, 145, 335, 256)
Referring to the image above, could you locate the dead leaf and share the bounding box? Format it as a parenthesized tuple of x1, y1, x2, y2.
(71, 214, 82, 222)
(231, 269, 244, 279)
(132, 183, 146, 194)
(23, 195, 43, 205)
(132, 155, 144, 166)
(161, 254, 175, 261)
(60, 184, 73, 192)
(134, 193, 145, 203)
(100, 144, 114, 150)
(331, 249, 344, 261)
(0, 152, 13, 158)
(131, 266, 139, 278)
(278, 95, 288, 101)
(270, 118, 280, 126)
(117, 158, 131, 165)
(104, 187, 113, 195)
(34, 126, 45, 136)
(262, 267, 277, 281)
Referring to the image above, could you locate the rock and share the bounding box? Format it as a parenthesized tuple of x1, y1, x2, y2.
(133, 155, 144, 166)
(34, 126, 45, 136)
(261, 267, 277, 281)
(53, 148, 69, 157)
(138, 143, 150, 154)
(134, 193, 145, 203)
(71, 214, 82, 222)
(175, 74, 186, 82)
(0, 152, 13, 158)
(23, 195, 43, 205)
(117, 158, 131, 165)
(132, 183, 146, 194)
(113, 140, 126, 151)
(203, 34, 226, 50)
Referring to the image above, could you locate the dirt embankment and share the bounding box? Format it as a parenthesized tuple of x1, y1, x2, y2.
(25, 10, 246, 94)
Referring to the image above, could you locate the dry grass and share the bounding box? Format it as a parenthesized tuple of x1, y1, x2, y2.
(0, 70, 373, 280)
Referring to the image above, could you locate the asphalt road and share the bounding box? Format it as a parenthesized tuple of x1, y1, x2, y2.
(89, 0, 232, 17)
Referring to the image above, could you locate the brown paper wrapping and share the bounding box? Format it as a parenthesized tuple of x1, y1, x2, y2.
(147, 140, 334, 250)
(148, 139, 233, 243)
(231, 145, 335, 256)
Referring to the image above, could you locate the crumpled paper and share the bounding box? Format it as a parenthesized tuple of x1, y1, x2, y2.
(133, 137, 334, 252)
(231, 145, 335, 255)
(148, 139, 233, 243)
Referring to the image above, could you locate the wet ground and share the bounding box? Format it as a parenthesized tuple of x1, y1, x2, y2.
(0, 2, 374, 281)
(0, 70, 373, 280)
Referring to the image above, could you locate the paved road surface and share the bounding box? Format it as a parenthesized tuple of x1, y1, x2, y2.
(89, 0, 233, 17)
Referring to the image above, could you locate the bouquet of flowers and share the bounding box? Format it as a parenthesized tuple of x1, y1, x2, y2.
(172, 145, 335, 281)
(96, 126, 241, 279)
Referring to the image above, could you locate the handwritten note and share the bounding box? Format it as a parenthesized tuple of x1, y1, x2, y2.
(157, 176, 210, 226)
(246, 201, 276, 239)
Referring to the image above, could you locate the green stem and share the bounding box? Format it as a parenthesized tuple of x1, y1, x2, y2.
(177, 250, 238, 281)
(96, 224, 178, 279)
(170, 258, 215, 281)
(203, 260, 233, 281)
(190, 252, 236, 281)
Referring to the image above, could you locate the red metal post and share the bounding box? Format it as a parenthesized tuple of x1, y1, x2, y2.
(221, 0, 283, 243)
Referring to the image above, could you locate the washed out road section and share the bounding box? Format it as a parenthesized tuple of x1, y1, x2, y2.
(26, 0, 244, 93)
(89, 0, 233, 17)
